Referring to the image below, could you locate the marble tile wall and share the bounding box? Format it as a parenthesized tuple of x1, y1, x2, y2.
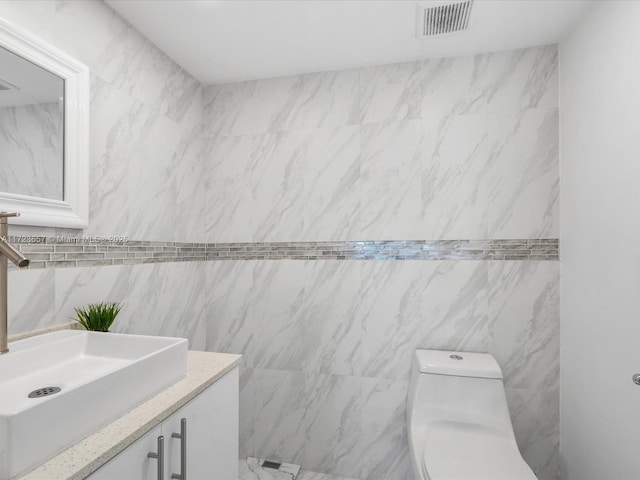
(0, 3, 560, 479)
(0, 0, 205, 243)
(8, 258, 557, 480)
(2, 0, 208, 372)
(206, 260, 559, 480)
(203, 46, 558, 242)
(8, 261, 207, 350)
(202, 45, 560, 480)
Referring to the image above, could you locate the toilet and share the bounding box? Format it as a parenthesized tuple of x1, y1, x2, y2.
(407, 349, 538, 480)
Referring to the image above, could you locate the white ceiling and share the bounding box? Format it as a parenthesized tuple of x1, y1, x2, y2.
(106, 0, 593, 86)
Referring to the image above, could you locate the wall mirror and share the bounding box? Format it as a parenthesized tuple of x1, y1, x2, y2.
(0, 18, 88, 229)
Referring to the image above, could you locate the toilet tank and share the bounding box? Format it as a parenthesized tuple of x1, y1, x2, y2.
(407, 349, 515, 436)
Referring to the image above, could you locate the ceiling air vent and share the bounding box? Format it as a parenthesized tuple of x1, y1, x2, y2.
(0, 78, 16, 92)
(417, 1, 473, 38)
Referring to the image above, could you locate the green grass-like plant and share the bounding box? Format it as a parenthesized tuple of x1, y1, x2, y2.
(74, 302, 122, 332)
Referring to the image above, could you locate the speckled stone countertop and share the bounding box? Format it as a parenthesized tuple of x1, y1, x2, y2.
(15, 349, 242, 480)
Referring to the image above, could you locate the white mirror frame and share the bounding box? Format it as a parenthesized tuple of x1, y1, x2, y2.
(0, 17, 89, 229)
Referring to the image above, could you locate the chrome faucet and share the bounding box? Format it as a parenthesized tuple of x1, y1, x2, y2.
(0, 212, 30, 354)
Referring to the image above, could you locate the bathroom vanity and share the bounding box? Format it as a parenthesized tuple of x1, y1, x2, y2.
(14, 345, 241, 480)
(87, 365, 238, 480)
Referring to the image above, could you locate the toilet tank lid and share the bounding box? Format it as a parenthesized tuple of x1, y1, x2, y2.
(415, 349, 503, 379)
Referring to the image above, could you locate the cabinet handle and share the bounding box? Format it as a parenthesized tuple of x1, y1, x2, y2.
(147, 435, 165, 480)
(171, 418, 187, 480)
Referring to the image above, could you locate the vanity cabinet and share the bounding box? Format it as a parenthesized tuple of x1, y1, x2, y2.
(88, 367, 239, 480)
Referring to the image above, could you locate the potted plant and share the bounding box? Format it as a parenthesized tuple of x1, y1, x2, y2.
(74, 302, 122, 332)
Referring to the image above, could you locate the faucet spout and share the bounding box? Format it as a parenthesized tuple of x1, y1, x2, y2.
(0, 237, 29, 268)
(0, 212, 30, 354)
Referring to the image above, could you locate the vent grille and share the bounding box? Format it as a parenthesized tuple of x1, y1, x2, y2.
(0, 79, 15, 92)
(418, 1, 473, 37)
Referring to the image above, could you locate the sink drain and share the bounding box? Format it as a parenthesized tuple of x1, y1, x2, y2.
(28, 386, 61, 399)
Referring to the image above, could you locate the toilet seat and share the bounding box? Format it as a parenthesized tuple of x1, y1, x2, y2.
(422, 422, 537, 480)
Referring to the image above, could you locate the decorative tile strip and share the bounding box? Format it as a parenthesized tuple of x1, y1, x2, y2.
(8, 238, 558, 270)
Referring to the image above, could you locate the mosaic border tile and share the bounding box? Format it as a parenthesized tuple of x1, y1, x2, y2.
(7, 238, 559, 270)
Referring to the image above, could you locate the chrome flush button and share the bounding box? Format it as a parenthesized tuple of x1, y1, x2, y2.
(449, 354, 463, 360)
(633, 373, 640, 386)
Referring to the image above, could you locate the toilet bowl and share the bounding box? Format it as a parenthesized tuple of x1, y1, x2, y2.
(407, 349, 538, 480)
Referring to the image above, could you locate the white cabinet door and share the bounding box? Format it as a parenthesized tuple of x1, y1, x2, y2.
(88, 425, 163, 480)
(164, 367, 239, 480)
(87, 366, 239, 480)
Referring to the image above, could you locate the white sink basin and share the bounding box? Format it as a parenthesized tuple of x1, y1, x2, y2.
(0, 330, 188, 479)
